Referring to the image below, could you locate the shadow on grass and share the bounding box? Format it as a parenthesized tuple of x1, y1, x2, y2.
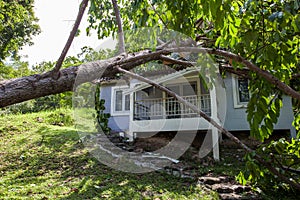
(60, 169, 211, 200)
(1, 125, 217, 199)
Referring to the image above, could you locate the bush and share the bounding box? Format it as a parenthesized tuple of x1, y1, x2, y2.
(44, 109, 74, 126)
(3, 92, 73, 114)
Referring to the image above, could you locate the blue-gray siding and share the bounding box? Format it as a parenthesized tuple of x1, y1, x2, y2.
(101, 75, 296, 137)
(100, 84, 130, 132)
(222, 74, 295, 136)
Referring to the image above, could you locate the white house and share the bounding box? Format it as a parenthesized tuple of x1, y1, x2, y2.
(99, 67, 296, 160)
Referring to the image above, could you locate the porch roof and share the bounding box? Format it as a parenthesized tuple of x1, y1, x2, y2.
(125, 67, 200, 94)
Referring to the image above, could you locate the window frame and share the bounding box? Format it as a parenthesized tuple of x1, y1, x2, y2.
(111, 86, 130, 116)
(232, 75, 250, 108)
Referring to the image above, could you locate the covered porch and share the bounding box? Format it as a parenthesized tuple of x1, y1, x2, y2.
(127, 69, 221, 160)
(133, 94, 211, 120)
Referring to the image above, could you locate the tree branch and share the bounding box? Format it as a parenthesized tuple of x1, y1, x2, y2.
(282, 165, 300, 174)
(166, 47, 300, 101)
(160, 55, 250, 78)
(116, 65, 254, 153)
(292, 73, 300, 79)
(1, 45, 300, 107)
(115, 65, 300, 191)
(51, 0, 89, 78)
(219, 65, 250, 78)
(160, 55, 195, 67)
(148, 0, 168, 28)
(111, 0, 125, 54)
(1, 45, 300, 106)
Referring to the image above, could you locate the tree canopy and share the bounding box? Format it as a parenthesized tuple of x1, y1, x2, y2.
(88, 0, 300, 140)
(0, 0, 40, 64)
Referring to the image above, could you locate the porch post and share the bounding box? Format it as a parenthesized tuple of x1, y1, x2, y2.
(210, 85, 220, 161)
(127, 83, 135, 141)
(162, 86, 166, 119)
(212, 127, 220, 161)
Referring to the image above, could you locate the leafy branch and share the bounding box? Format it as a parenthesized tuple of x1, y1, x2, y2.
(165, 47, 300, 101)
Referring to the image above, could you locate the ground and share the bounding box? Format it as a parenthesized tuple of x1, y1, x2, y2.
(0, 109, 298, 199)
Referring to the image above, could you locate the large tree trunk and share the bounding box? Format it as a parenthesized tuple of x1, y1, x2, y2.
(1, 47, 300, 108)
(0, 66, 77, 107)
(0, 50, 167, 108)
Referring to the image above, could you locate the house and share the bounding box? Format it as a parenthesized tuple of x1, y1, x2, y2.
(99, 67, 296, 160)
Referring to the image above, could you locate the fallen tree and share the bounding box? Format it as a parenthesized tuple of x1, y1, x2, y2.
(1, 46, 300, 108)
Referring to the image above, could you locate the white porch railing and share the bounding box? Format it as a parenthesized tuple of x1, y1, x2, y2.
(134, 95, 211, 120)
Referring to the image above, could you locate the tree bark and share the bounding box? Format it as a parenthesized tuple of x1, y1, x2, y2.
(52, 0, 89, 76)
(111, 0, 125, 54)
(0, 50, 168, 108)
(1, 46, 300, 107)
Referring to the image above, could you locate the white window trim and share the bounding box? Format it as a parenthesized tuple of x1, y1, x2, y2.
(111, 86, 130, 116)
(231, 75, 249, 108)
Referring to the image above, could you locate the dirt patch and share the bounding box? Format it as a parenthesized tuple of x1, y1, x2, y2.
(107, 132, 261, 199)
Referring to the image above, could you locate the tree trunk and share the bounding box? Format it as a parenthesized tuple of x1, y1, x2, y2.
(0, 50, 167, 108)
(1, 47, 300, 107)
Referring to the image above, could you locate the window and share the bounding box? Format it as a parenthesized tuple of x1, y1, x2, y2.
(111, 86, 130, 115)
(237, 79, 250, 103)
(232, 75, 250, 108)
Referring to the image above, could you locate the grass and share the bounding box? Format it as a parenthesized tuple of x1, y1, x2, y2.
(0, 109, 219, 199)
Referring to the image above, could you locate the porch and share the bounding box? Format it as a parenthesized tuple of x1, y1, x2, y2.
(133, 94, 211, 120)
(130, 93, 214, 133)
(126, 69, 221, 161)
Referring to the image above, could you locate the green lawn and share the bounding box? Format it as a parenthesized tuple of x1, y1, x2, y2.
(0, 109, 218, 199)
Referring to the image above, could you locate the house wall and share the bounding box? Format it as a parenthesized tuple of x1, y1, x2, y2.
(100, 83, 130, 132)
(101, 74, 296, 137)
(222, 73, 296, 137)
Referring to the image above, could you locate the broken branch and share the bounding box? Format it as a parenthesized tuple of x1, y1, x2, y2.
(111, 0, 125, 54)
(166, 47, 300, 101)
(52, 0, 89, 77)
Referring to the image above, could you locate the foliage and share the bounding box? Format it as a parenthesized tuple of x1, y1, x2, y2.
(33, 92, 73, 111)
(4, 92, 73, 115)
(4, 100, 36, 115)
(0, 0, 299, 193)
(44, 108, 74, 126)
(0, 59, 32, 80)
(77, 46, 114, 62)
(238, 138, 300, 193)
(293, 111, 300, 135)
(87, 0, 300, 141)
(0, 0, 40, 63)
(247, 89, 283, 141)
(94, 84, 111, 134)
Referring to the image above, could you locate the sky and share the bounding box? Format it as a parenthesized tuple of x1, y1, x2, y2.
(20, 0, 100, 66)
